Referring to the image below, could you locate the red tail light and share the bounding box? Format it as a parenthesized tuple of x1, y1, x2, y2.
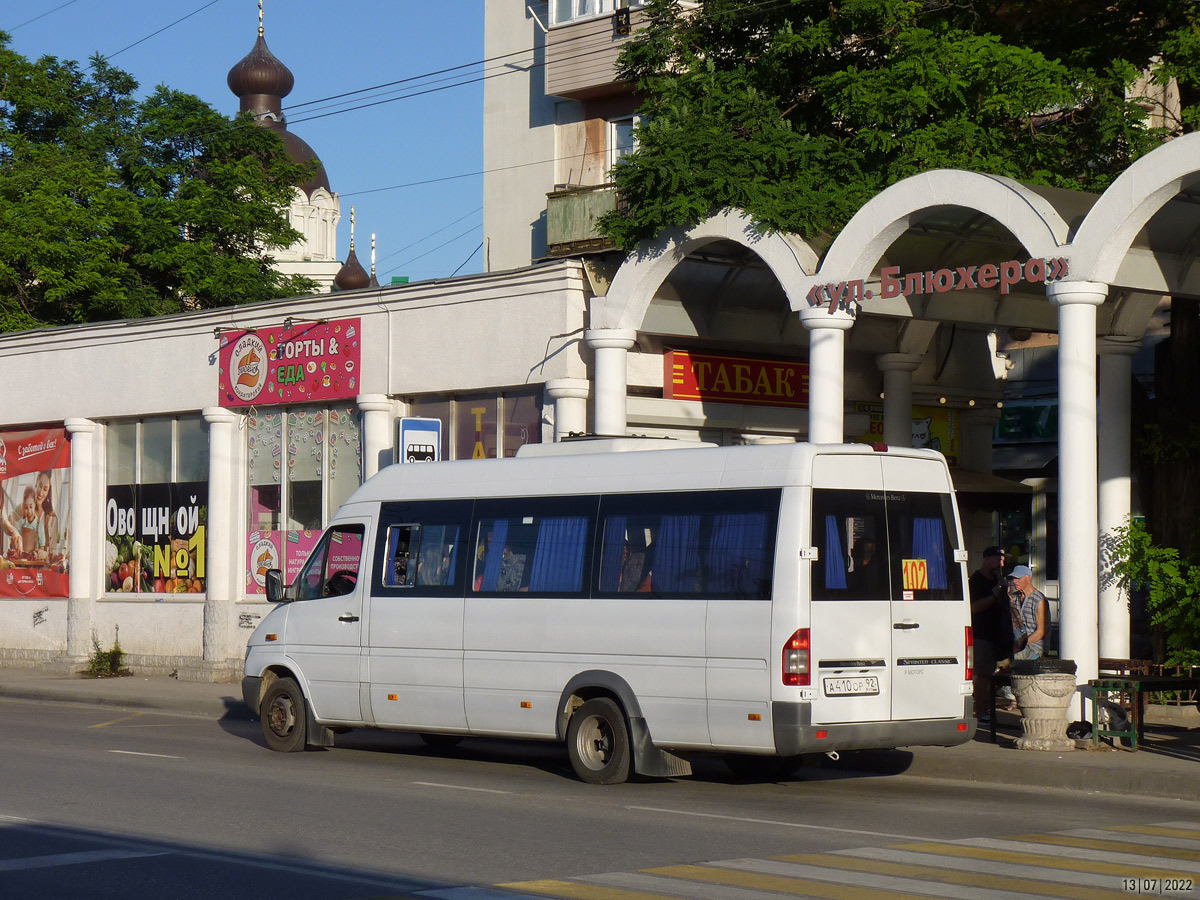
(965, 626, 974, 682)
(783, 628, 810, 686)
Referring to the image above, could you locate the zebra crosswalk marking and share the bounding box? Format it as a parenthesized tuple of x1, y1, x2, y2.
(839, 847, 1136, 891)
(499, 822, 1200, 900)
(1057, 828, 1200, 851)
(1108, 824, 1200, 841)
(644, 862, 950, 899)
(495, 879, 689, 900)
(1013, 832, 1200, 862)
(771, 850, 1132, 899)
(889, 839, 1196, 880)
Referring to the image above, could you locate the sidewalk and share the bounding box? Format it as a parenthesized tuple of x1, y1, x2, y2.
(1, 665, 1197, 801)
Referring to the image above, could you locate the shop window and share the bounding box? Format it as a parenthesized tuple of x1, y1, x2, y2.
(409, 393, 541, 462)
(103, 416, 209, 596)
(245, 404, 363, 596)
(455, 398, 498, 461)
(503, 393, 542, 458)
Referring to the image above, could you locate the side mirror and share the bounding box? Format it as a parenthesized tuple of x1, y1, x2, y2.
(264, 569, 287, 603)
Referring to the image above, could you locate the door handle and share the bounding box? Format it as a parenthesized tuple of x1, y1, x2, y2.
(893, 622, 919, 630)
(338, 614, 360, 623)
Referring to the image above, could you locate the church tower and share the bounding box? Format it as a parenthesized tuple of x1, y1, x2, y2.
(227, 2, 341, 290)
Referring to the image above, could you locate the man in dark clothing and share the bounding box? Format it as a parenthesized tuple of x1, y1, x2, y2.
(969, 546, 1013, 721)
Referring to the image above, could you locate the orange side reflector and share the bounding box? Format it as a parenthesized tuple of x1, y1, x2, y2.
(387, 694, 398, 701)
(816, 730, 828, 739)
(748, 713, 761, 721)
(265, 634, 278, 642)
(520, 701, 532, 708)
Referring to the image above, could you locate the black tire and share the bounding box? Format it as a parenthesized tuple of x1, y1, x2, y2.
(419, 733, 463, 751)
(566, 697, 631, 785)
(261, 677, 307, 752)
(723, 754, 802, 781)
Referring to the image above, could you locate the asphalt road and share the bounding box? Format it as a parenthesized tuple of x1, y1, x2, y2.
(3, 697, 1198, 899)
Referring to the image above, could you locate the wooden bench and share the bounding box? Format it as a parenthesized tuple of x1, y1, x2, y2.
(1089, 675, 1200, 751)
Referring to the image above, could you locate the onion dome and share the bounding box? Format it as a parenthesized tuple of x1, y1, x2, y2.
(227, 34, 294, 120)
(227, 23, 331, 196)
(333, 248, 370, 292)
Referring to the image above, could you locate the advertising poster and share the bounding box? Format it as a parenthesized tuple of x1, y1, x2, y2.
(217, 317, 361, 408)
(104, 482, 208, 594)
(246, 529, 321, 595)
(854, 402, 960, 466)
(0, 427, 71, 599)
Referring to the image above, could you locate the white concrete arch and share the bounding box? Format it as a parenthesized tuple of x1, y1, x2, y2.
(1071, 131, 1200, 285)
(794, 169, 1072, 307)
(591, 208, 820, 331)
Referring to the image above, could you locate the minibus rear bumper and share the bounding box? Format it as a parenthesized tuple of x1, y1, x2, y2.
(772, 699, 976, 756)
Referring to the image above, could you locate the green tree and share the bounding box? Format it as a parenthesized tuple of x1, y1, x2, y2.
(0, 34, 317, 332)
(602, 0, 1199, 247)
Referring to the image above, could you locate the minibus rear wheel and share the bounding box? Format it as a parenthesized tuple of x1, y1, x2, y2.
(566, 697, 631, 785)
(261, 677, 307, 752)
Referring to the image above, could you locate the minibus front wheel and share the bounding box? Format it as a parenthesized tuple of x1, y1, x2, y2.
(261, 677, 307, 752)
(567, 697, 631, 785)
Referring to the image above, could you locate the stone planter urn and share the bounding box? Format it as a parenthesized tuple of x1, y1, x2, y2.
(1011, 658, 1078, 751)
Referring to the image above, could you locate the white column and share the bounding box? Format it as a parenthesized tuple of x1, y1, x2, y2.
(800, 307, 855, 443)
(201, 407, 240, 669)
(1048, 281, 1106, 688)
(544, 378, 590, 440)
(1098, 338, 1139, 660)
(585, 329, 636, 437)
(357, 393, 394, 479)
(961, 407, 1001, 475)
(877, 353, 920, 447)
(63, 418, 98, 662)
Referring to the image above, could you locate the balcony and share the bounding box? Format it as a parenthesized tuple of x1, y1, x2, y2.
(546, 184, 618, 257)
(545, 9, 645, 100)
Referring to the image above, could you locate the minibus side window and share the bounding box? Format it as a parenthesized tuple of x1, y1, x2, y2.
(295, 524, 365, 600)
(373, 500, 473, 597)
(471, 497, 599, 596)
(595, 489, 780, 600)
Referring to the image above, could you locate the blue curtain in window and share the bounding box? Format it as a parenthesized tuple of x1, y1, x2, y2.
(708, 513, 768, 597)
(445, 526, 460, 586)
(912, 517, 948, 589)
(529, 517, 588, 592)
(479, 519, 508, 591)
(654, 515, 700, 592)
(599, 516, 626, 592)
(824, 515, 847, 590)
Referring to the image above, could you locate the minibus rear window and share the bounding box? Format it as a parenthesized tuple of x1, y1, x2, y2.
(811, 488, 962, 602)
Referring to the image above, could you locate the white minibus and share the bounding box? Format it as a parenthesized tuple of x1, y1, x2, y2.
(242, 438, 976, 784)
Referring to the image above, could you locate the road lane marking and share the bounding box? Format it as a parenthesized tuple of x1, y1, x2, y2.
(107, 750, 183, 759)
(91, 713, 147, 728)
(0, 849, 166, 871)
(625, 806, 923, 841)
(410, 782, 511, 795)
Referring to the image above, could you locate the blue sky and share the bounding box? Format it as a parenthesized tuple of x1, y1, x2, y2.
(4, 0, 486, 283)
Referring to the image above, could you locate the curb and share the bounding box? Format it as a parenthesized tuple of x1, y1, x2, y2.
(0, 682, 253, 721)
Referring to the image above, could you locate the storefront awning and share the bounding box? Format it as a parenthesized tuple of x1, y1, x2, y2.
(950, 468, 1033, 494)
(991, 444, 1058, 474)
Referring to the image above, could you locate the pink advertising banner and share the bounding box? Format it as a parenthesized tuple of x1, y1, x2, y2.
(218, 317, 361, 408)
(0, 428, 71, 598)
